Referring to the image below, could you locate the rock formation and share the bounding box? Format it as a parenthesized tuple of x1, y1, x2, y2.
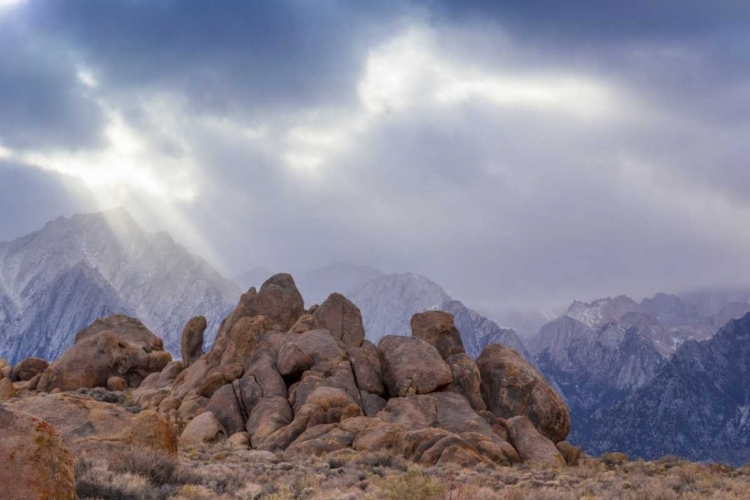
(131, 273, 571, 467)
(181, 315, 207, 367)
(0, 405, 77, 499)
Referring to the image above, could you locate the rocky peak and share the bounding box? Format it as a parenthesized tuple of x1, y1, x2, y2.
(565, 295, 641, 329)
(582, 311, 750, 465)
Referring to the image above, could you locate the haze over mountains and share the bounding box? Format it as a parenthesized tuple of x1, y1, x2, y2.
(5, 208, 750, 464)
(0, 209, 239, 363)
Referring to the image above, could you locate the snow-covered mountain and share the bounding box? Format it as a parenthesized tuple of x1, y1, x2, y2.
(297, 263, 384, 306)
(0, 208, 240, 363)
(345, 271, 532, 361)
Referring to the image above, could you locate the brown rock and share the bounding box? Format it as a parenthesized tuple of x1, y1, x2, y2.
(506, 416, 565, 466)
(0, 378, 16, 401)
(353, 421, 406, 453)
(246, 397, 293, 449)
(0, 358, 11, 379)
(75, 314, 164, 353)
(360, 390, 387, 417)
(556, 441, 582, 466)
(181, 316, 207, 367)
(243, 347, 287, 399)
(435, 444, 486, 467)
(26, 373, 42, 391)
(477, 344, 570, 443)
(205, 382, 246, 436)
(411, 310, 465, 359)
(197, 372, 226, 398)
(289, 313, 318, 333)
(347, 340, 385, 395)
(106, 376, 127, 392)
(209, 315, 271, 366)
(179, 411, 227, 448)
(460, 432, 521, 464)
(377, 336, 453, 397)
(444, 353, 486, 412)
(148, 351, 173, 373)
(37, 331, 159, 392)
(286, 329, 346, 373)
(215, 274, 304, 351)
(225, 432, 251, 451)
(313, 293, 365, 347)
(0, 404, 77, 500)
(287, 425, 356, 455)
(10, 393, 178, 461)
(177, 393, 209, 421)
(277, 342, 313, 377)
(11, 357, 49, 382)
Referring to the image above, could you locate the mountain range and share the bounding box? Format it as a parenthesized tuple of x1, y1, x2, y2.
(582, 311, 750, 465)
(0, 208, 239, 363)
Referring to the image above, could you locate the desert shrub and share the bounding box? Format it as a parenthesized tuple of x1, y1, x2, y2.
(378, 469, 444, 500)
(110, 448, 179, 484)
(75, 458, 166, 500)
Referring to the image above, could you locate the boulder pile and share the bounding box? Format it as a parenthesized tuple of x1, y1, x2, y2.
(0, 272, 577, 469)
(136, 274, 575, 467)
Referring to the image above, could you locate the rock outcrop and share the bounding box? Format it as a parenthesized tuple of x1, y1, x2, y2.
(75, 314, 164, 352)
(11, 357, 49, 382)
(9, 393, 177, 461)
(410, 310, 466, 359)
(181, 316, 207, 367)
(0, 404, 77, 500)
(37, 330, 170, 392)
(477, 344, 570, 443)
(313, 293, 366, 348)
(128, 273, 571, 467)
(378, 336, 453, 397)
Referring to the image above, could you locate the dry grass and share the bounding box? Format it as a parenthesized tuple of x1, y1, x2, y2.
(74, 447, 750, 500)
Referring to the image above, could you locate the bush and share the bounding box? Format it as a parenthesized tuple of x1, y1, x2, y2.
(110, 448, 179, 484)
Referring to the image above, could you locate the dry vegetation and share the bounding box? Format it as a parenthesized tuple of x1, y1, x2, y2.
(74, 447, 750, 500)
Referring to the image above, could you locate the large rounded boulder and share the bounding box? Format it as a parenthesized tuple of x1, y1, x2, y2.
(377, 336, 453, 397)
(312, 293, 366, 348)
(75, 314, 164, 353)
(410, 310, 465, 359)
(38, 331, 169, 392)
(11, 357, 49, 382)
(10, 393, 177, 461)
(477, 344, 570, 443)
(0, 404, 77, 499)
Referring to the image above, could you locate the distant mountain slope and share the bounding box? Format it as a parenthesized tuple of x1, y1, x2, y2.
(297, 263, 385, 306)
(0, 208, 240, 362)
(347, 271, 533, 362)
(582, 312, 750, 465)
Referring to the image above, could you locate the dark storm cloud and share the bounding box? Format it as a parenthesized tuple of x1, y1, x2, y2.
(0, 17, 104, 150)
(24, 0, 409, 117)
(2, 0, 750, 312)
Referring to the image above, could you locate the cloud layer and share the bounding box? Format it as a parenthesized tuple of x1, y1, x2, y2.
(2, 0, 750, 312)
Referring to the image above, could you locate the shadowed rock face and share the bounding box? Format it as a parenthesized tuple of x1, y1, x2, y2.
(477, 344, 570, 443)
(0, 404, 77, 500)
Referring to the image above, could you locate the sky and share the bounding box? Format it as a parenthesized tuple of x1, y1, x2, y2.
(2, 0, 750, 313)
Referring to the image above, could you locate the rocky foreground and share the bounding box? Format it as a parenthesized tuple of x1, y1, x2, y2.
(0, 273, 741, 499)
